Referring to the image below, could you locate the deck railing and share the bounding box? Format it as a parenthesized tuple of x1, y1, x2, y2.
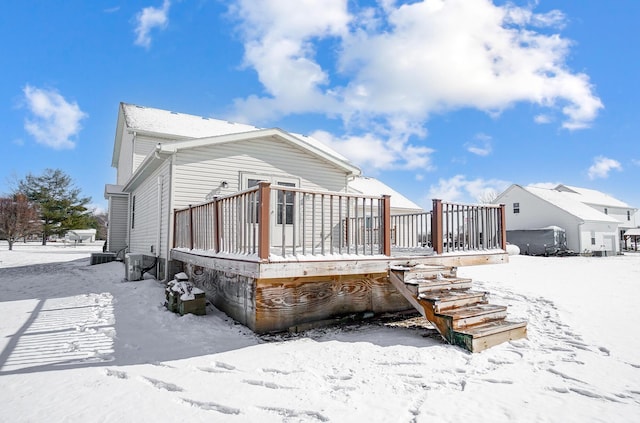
(390, 212, 432, 248)
(431, 200, 506, 254)
(173, 184, 506, 260)
(173, 182, 392, 260)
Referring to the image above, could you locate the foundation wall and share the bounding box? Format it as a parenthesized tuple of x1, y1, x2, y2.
(181, 263, 411, 333)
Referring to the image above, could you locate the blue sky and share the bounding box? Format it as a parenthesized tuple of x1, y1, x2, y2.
(1, 0, 638, 212)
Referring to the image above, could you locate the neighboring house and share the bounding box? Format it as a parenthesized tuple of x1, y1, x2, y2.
(348, 176, 423, 215)
(495, 184, 637, 255)
(554, 184, 638, 250)
(65, 229, 96, 243)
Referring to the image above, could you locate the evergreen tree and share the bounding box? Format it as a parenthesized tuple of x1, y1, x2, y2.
(18, 169, 92, 245)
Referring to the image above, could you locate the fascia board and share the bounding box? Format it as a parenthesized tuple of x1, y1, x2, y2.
(122, 148, 172, 192)
(111, 104, 126, 168)
(159, 128, 361, 176)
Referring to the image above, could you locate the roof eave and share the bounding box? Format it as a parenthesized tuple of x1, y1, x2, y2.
(111, 103, 126, 168)
(122, 148, 172, 193)
(159, 128, 361, 176)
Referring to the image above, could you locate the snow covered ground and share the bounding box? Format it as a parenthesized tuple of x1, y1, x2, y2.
(0, 241, 639, 422)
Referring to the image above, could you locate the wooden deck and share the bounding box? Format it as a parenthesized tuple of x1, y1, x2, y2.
(169, 185, 519, 350)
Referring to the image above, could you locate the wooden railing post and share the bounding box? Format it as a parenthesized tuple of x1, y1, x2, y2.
(214, 198, 221, 254)
(432, 199, 443, 255)
(258, 182, 271, 261)
(499, 203, 507, 250)
(172, 208, 178, 248)
(382, 195, 391, 256)
(188, 205, 194, 250)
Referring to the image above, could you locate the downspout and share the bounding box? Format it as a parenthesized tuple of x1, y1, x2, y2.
(578, 221, 585, 254)
(155, 145, 164, 266)
(126, 131, 137, 255)
(157, 174, 163, 265)
(164, 151, 175, 283)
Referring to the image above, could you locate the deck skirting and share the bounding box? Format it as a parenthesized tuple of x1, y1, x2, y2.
(181, 262, 411, 332)
(172, 250, 507, 333)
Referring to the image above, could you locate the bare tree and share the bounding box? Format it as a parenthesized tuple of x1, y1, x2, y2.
(477, 189, 498, 204)
(0, 194, 40, 250)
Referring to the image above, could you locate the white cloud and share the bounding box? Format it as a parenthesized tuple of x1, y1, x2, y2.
(631, 159, 640, 167)
(587, 156, 622, 180)
(230, 0, 603, 137)
(466, 133, 492, 156)
(22, 85, 87, 150)
(534, 114, 552, 124)
(229, 0, 349, 121)
(426, 175, 510, 203)
(310, 129, 434, 172)
(134, 0, 170, 48)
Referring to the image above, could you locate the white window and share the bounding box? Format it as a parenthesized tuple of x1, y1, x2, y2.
(513, 202, 520, 214)
(241, 173, 299, 226)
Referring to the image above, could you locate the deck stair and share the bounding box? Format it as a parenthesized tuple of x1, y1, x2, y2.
(389, 264, 526, 352)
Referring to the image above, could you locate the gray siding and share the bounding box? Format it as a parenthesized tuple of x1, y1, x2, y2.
(107, 195, 129, 253)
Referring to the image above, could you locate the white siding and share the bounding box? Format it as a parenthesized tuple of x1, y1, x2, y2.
(500, 188, 583, 252)
(129, 161, 171, 259)
(500, 186, 619, 253)
(172, 137, 349, 209)
(579, 221, 620, 255)
(107, 195, 128, 253)
(588, 205, 637, 229)
(116, 131, 135, 185)
(133, 135, 160, 173)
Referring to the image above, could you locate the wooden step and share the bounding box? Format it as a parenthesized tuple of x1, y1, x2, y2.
(439, 304, 507, 329)
(390, 264, 453, 282)
(407, 276, 473, 294)
(452, 320, 527, 352)
(419, 289, 487, 312)
(387, 266, 527, 352)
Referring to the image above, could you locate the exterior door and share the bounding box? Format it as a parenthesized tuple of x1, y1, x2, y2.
(243, 174, 298, 248)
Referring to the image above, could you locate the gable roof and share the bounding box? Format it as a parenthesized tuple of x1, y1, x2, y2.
(520, 185, 619, 223)
(122, 128, 361, 192)
(348, 176, 423, 211)
(121, 103, 259, 138)
(113, 103, 354, 171)
(554, 184, 631, 208)
(157, 127, 360, 175)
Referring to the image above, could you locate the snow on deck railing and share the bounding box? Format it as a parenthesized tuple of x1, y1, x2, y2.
(173, 190, 506, 261)
(173, 183, 392, 260)
(432, 200, 506, 254)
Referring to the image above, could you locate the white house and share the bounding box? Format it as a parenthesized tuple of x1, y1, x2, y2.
(553, 184, 638, 249)
(494, 184, 634, 255)
(105, 103, 424, 280)
(65, 229, 97, 243)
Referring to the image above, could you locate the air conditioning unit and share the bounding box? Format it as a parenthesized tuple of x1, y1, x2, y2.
(125, 253, 143, 281)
